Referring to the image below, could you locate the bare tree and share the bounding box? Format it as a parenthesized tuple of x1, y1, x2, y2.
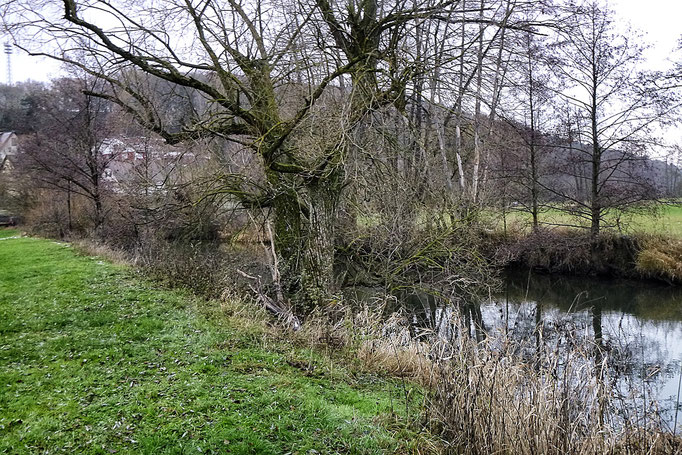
(547, 0, 677, 239)
(19, 77, 119, 231)
(493, 23, 554, 230)
(408, 0, 544, 209)
(4, 0, 525, 309)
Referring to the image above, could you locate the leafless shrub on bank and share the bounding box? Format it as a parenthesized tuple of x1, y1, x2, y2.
(23, 189, 95, 238)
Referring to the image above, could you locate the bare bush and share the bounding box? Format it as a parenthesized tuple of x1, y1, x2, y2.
(23, 189, 93, 238)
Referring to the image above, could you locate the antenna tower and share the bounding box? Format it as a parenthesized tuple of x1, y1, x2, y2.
(4, 43, 12, 86)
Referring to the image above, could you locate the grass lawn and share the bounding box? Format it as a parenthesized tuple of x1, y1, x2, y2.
(628, 204, 682, 236)
(0, 229, 429, 454)
(494, 203, 682, 237)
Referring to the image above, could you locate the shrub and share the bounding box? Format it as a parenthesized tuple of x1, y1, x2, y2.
(498, 228, 642, 278)
(23, 190, 93, 238)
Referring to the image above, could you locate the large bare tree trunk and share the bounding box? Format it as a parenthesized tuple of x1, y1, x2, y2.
(269, 170, 342, 311)
(300, 179, 339, 306)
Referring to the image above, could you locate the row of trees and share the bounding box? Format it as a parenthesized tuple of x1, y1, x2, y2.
(1, 0, 681, 309)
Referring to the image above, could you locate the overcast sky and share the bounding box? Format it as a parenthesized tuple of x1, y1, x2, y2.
(2, 0, 681, 84)
(609, 0, 681, 70)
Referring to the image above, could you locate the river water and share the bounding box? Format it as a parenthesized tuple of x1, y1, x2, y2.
(356, 271, 682, 432)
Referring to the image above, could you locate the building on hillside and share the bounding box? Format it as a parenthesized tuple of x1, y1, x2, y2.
(0, 132, 18, 173)
(0, 132, 20, 213)
(98, 136, 207, 193)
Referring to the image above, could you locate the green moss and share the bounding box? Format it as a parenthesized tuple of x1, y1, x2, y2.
(0, 235, 431, 454)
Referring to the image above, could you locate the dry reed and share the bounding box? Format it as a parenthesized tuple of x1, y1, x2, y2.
(292, 298, 682, 455)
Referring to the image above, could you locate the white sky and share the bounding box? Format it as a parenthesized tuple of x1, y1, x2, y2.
(608, 0, 681, 71)
(2, 48, 60, 84)
(609, 0, 682, 156)
(2, 0, 680, 83)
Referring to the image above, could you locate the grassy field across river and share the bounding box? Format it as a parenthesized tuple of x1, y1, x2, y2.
(494, 203, 682, 237)
(0, 229, 428, 454)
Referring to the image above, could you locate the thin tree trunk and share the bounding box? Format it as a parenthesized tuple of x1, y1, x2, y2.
(528, 49, 539, 231)
(470, 0, 485, 203)
(590, 93, 601, 240)
(454, 0, 467, 195)
(67, 180, 73, 232)
(436, 120, 454, 192)
(479, 0, 512, 201)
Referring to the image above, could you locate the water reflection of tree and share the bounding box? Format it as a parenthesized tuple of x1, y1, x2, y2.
(348, 271, 682, 428)
(503, 270, 682, 323)
(498, 271, 676, 428)
(401, 292, 488, 342)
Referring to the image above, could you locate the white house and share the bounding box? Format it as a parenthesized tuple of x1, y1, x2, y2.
(0, 132, 18, 173)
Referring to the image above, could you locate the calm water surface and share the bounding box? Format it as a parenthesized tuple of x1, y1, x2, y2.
(359, 271, 682, 431)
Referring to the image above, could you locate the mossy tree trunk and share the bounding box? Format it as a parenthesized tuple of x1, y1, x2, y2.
(47, 0, 454, 312)
(269, 184, 339, 310)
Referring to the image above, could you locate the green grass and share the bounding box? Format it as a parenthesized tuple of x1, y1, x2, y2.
(0, 229, 428, 454)
(494, 203, 682, 237)
(0, 229, 19, 239)
(628, 204, 682, 236)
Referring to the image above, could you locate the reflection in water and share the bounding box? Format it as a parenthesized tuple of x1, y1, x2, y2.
(366, 271, 682, 432)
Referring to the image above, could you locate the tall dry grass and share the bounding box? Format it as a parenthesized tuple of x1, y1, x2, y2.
(636, 234, 682, 283)
(292, 299, 682, 455)
(72, 239, 133, 266)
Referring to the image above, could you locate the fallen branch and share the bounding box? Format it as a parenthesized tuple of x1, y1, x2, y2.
(236, 269, 301, 330)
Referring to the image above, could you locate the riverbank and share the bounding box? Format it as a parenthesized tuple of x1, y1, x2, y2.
(0, 229, 433, 454)
(491, 228, 682, 285)
(5, 228, 682, 454)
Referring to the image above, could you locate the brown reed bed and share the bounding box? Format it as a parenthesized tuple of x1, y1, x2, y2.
(289, 298, 682, 455)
